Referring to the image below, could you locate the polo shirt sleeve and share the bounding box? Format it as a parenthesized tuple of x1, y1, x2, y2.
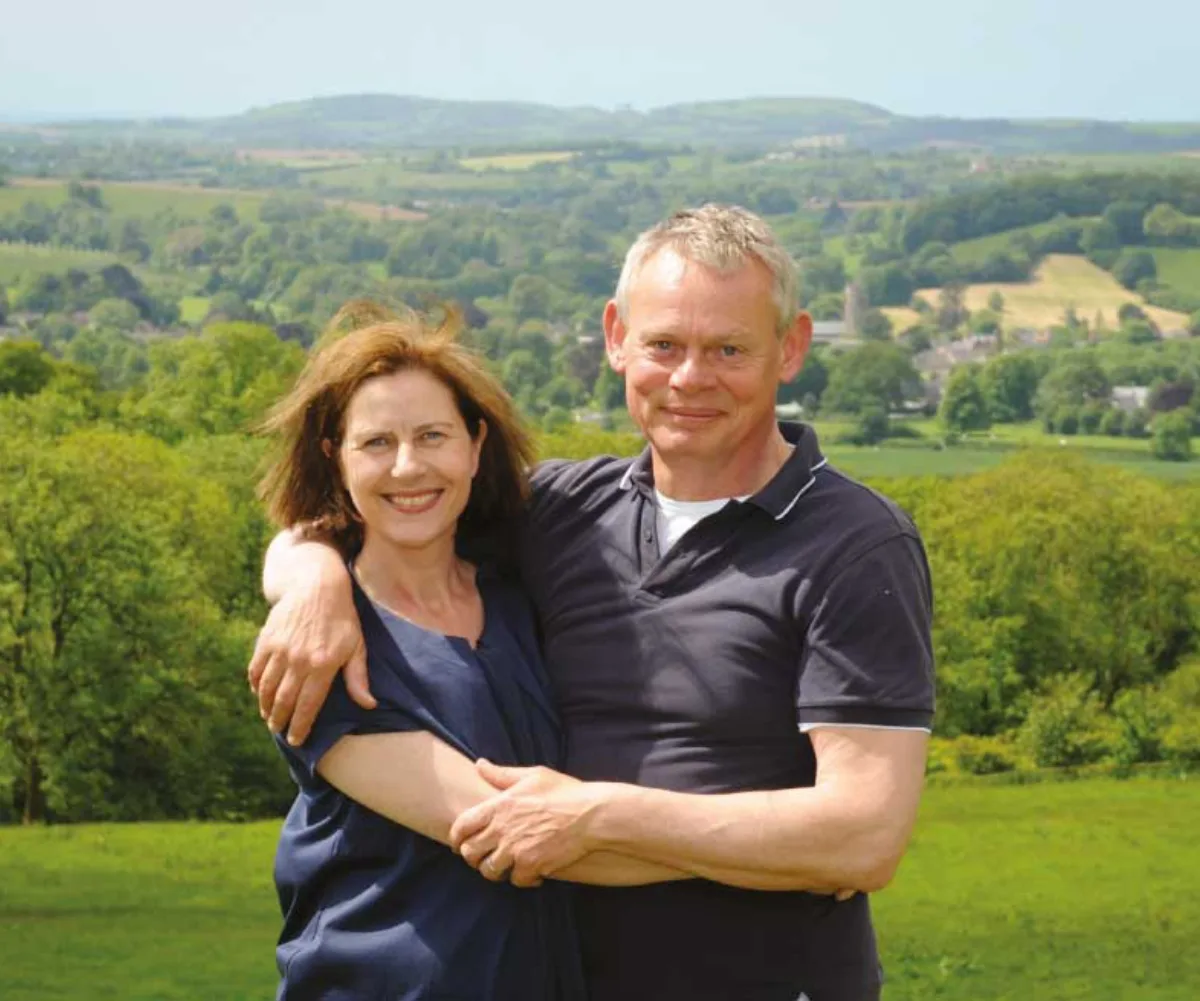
(796, 533, 935, 732)
(278, 663, 428, 781)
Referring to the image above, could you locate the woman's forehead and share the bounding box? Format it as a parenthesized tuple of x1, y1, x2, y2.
(344, 369, 461, 427)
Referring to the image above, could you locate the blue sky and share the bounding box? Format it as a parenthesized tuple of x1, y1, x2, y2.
(2, 0, 1197, 121)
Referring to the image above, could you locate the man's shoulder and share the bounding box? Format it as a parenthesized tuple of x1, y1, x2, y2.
(813, 462, 921, 540)
(529, 455, 637, 518)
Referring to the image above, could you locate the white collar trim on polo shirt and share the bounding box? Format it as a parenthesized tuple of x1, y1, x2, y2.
(621, 456, 828, 517)
(774, 457, 828, 521)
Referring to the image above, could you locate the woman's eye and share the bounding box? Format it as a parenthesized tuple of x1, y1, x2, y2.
(364, 437, 390, 448)
(420, 430, 447, 443)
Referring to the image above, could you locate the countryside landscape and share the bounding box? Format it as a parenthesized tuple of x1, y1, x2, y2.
(4, 20, 1200, 997)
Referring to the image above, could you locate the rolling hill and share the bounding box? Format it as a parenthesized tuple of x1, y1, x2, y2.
(12, 94, 1200, 153)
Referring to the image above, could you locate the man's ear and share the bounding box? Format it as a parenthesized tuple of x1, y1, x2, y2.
(780, 312, 813, 384)
(602, 300, 629, 374)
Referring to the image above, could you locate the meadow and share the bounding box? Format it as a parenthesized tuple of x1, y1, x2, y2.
(1, 775, 1195, 1000)
(899, 254, 1191, 332)
(810, 419, 1200, 481)
(0, 180, 268, 221)
(0, 241, 119, 284)
(1149, 247, 1200, 290)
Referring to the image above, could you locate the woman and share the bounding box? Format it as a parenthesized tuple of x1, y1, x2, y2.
(258, 302, 681, 1001)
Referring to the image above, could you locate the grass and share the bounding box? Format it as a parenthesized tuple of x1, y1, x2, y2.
(1, 776, 1196, 999)
(178, 296, 210, 325)
(905, 255, 1191, 332)
(949, 219, 1099, 266)
(810, 418, 1200, 480)
(0, 241, 119, 283)
(0, 180, 267, 221)
(1149, 247, 1200, 295)
(459, 150, 577, 171)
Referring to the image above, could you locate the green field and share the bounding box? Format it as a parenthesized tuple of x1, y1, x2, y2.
(1149, 247, 1200, 293)
(809, 419, 1200, 481)
(0, 241, 120, 284)
(0, 182, 267, 222)
(1, 776, 1196, 1000)
(304, 162, 524, 194)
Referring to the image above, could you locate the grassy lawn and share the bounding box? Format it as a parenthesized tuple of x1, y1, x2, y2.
(1, 776, 1196, 1000)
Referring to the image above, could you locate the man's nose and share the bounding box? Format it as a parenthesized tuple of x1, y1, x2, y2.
(669, 352, 715, 391)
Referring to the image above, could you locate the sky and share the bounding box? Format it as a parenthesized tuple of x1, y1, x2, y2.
(2, 0, 1198, 122)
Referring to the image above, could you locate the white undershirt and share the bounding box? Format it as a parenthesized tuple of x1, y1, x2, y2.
(654, 490, 750, 552)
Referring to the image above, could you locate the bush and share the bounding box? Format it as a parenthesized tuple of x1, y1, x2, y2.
(1018, 677, 1111, 768)
(951, 735, 1020, 775)
(1151, 411, 1193, 461)
(1099, 408, 1127, 437)
(845, 406, 891, 445)
(1109, 688, 1171, 766)
(1125, 408, 1151, 438)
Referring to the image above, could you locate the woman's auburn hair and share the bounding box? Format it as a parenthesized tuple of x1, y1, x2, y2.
(258, 300, 535, 558)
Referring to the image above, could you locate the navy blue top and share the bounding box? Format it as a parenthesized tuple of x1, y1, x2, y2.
(273, 567, 585, 1001)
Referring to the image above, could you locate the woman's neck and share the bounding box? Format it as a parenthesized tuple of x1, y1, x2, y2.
(353, 533, 470, 612)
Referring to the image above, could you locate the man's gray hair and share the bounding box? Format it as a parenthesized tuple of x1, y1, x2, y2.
(614, 204, 800, 333)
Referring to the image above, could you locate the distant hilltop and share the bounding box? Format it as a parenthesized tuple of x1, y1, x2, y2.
(11, 94, 1200, 154)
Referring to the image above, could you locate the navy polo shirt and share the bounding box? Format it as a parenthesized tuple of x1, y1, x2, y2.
(273, 569, 586, 1001)
(521, 422, 935, 1001)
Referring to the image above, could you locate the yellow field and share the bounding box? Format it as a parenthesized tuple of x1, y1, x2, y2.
(884, 255, 1191, 333)
(459, 150, 577, 171)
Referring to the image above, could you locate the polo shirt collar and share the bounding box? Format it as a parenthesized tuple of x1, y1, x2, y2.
(619, 421, 827, 521)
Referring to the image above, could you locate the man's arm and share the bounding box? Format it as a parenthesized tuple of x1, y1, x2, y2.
(452, 727, 927, 893)
(248, 529, 373, 743)
(319, 732, 688, 887)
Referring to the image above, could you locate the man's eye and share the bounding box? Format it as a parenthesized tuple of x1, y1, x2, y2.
(650, 340, 674, 353)
(719, 345, 742, 358)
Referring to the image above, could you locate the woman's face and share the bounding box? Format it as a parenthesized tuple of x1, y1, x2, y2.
(336, 368, 485, 553)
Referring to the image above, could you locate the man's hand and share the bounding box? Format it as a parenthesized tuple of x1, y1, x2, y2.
(450, 760, 612, 888)
(247, 572, 372, 745)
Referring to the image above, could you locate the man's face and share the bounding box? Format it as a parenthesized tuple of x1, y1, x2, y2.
(603, 248, 809, 470)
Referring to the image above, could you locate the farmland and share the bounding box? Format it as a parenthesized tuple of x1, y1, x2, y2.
(1, 775, 1195, 1001)
(906, 254, 1191, 331)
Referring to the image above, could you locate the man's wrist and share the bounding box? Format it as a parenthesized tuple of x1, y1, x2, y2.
(587, 782, 645, 852)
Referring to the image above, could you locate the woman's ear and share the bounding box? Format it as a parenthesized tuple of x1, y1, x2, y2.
(321, 439, 334, 459)
(471, 420, 488, 478)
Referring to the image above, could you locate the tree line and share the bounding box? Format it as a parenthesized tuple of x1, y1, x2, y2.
(1, 321, 1199, 822)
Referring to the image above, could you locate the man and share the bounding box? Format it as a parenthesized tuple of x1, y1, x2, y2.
(250, 204, 935, 1001)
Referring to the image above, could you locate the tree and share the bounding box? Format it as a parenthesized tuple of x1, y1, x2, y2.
(0, 430, 280, 822)
(123, 322, 305, 441)
(858, 309, 893, 342)
(0, 341, 56, 398)
(935, 282, 969, 333)
(823, 342, 922, 414)
(1034, 353, 1111, 419)
(1102, 201, 1147, 245)
(777, 349, 829, 406)
(987, 290, 1005, 315)
(1151, 412, 1193, 461)
(1143, 203, 1198, 247)
(87, 297, 141, 333)
(940, 366, 991, 432)
(1112, 249, 1157, 290)
(508, 274, 555, 323)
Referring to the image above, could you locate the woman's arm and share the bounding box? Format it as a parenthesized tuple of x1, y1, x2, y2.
(317, 730, 689, 887)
